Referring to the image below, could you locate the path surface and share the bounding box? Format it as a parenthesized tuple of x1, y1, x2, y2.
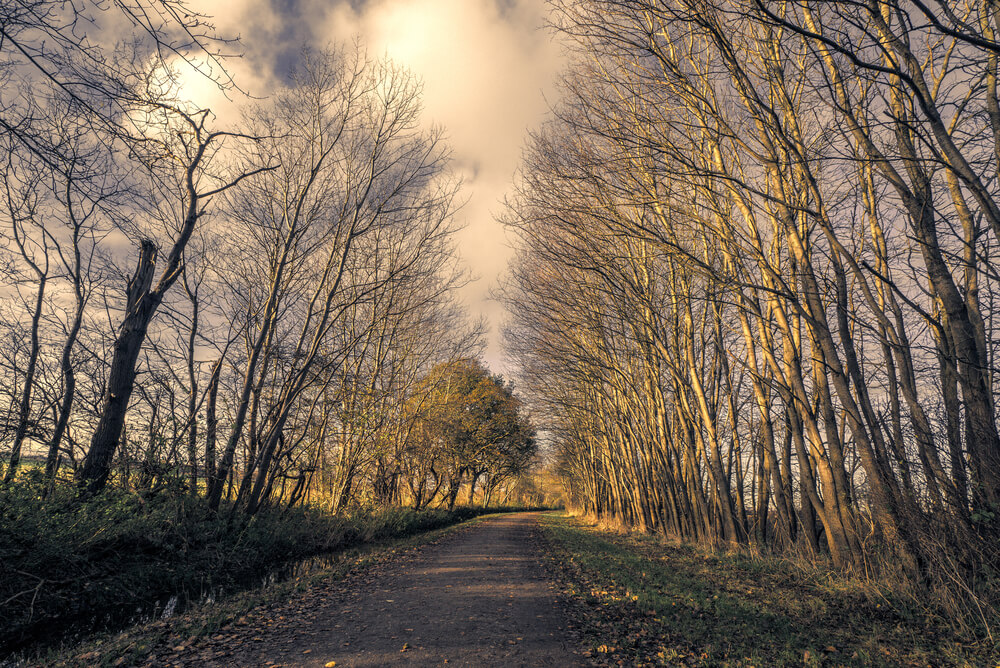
(175, 512, 580, 667)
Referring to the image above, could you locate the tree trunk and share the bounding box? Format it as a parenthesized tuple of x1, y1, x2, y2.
(78, 240, 159, 495)
(203, 358, 222, 485)
(4, 273, 47, 482)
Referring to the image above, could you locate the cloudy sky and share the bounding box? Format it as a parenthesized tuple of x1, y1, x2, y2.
(188, 0, 565, 371)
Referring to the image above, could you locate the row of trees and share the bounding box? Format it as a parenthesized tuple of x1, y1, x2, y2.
(505, 0, 1000, 620)
(0, 1, 534, 512)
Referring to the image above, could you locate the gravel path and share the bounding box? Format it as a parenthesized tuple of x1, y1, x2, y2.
(189, 512, 581, 667)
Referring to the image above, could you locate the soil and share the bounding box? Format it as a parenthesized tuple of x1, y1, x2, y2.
(151, 512, 582, 667)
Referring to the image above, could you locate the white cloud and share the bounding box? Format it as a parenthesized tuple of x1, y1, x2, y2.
(170, 0, 281, 116)
(188, 0, 565, 370)
(323, 0, 564, 369)
(333, 0, 558, 174)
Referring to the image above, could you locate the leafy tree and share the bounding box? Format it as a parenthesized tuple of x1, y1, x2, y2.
(409, 358, 536, 509)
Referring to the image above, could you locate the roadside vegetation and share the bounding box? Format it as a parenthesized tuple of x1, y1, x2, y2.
(542, 513, 997, 667)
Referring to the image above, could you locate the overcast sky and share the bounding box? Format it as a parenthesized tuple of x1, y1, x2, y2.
(187, 0, 565, 372)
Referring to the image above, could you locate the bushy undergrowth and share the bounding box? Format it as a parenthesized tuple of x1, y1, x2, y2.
(0, 477, 511, 657)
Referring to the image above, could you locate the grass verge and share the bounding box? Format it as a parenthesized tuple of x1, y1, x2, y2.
(539, 512, 999, 667)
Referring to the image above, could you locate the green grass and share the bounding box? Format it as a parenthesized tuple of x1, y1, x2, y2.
(540, 513, 999, 667)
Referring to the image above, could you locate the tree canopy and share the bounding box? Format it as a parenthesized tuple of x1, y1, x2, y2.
(407, 359, 536, 509)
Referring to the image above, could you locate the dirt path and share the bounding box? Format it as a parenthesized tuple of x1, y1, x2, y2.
(171, 512, 580, 667)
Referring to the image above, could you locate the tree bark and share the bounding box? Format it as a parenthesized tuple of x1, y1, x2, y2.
(78, 239, 158, 494)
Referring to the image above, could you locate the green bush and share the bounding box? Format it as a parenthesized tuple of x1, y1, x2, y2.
(0, 478, 528, 658)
